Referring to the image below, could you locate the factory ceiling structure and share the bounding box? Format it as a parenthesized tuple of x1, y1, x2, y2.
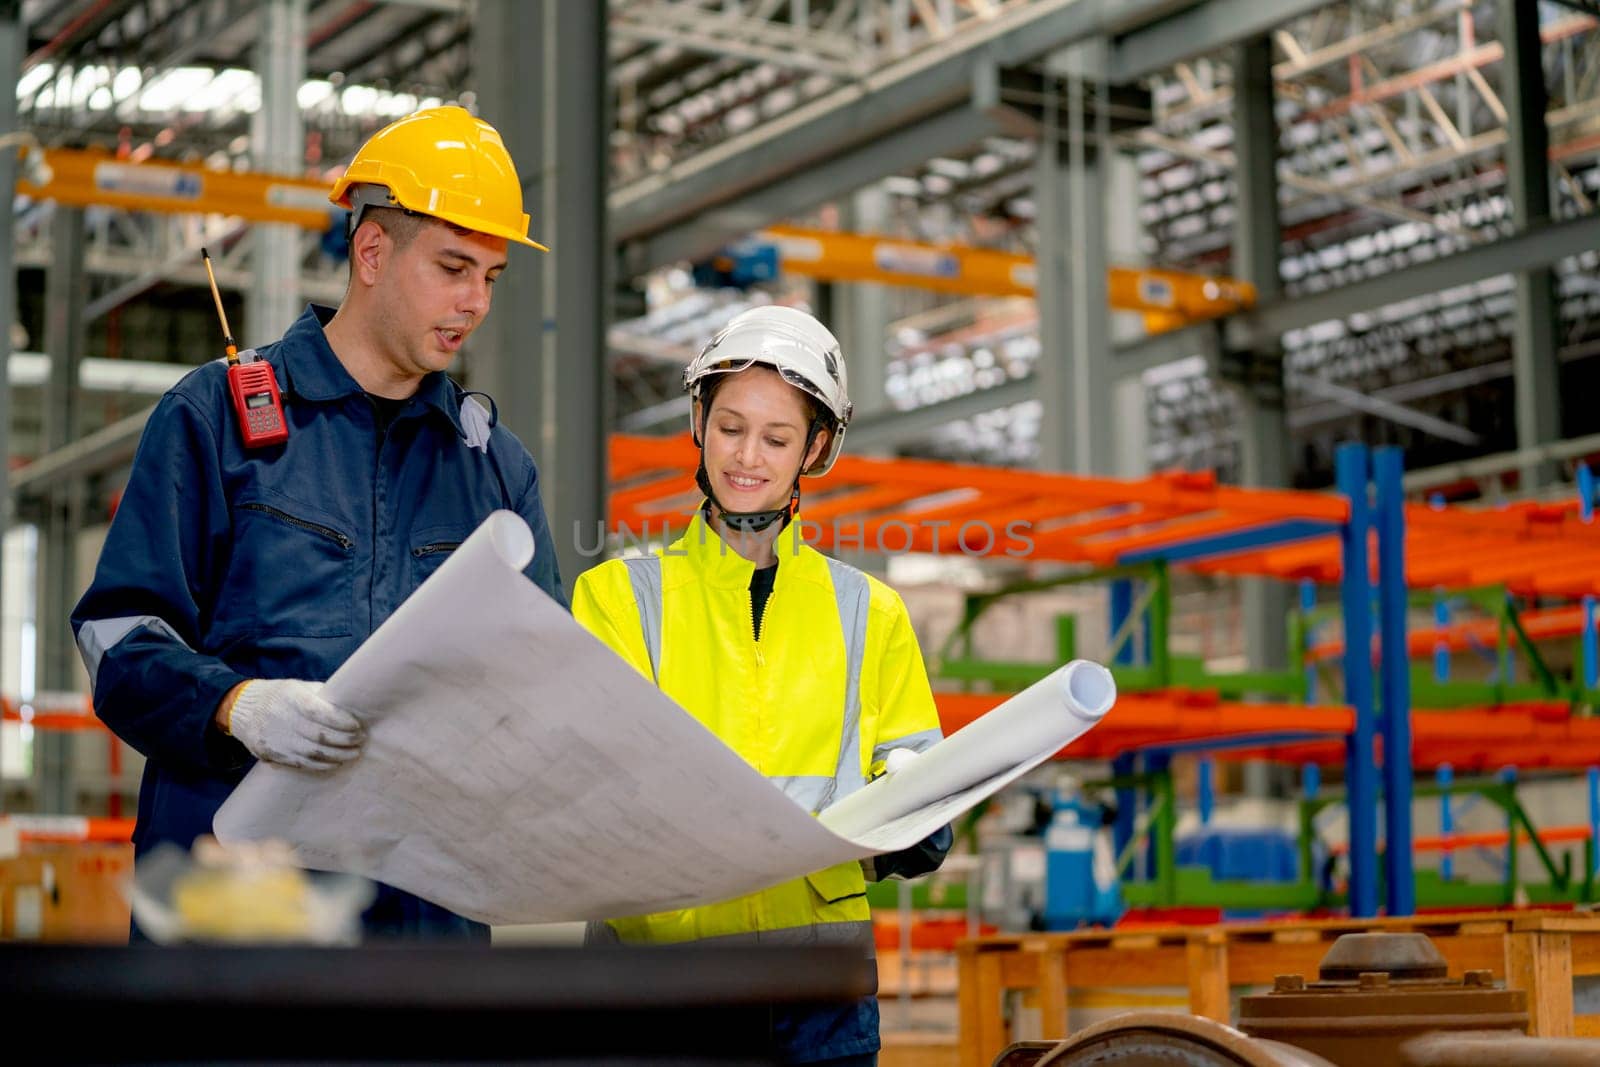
(4, 0, 1599, 503)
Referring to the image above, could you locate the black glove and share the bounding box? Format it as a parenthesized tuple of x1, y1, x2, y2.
(865, 823, 953, 882)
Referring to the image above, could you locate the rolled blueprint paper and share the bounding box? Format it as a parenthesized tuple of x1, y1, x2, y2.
(217, 507, 1116, 924)
(818, 659, 1114, 840)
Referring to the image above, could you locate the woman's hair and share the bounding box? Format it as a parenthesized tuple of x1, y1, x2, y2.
(703, 369, 828, 434)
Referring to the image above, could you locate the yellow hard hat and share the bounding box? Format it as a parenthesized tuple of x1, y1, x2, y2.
(329, 106, 547, 251)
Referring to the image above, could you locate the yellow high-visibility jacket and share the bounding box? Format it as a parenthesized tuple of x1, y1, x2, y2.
(571, 511, 944, 947)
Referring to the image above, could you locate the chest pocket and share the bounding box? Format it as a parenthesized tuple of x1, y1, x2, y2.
(214, 493, 355, 640)
(408, 521, 476, 588)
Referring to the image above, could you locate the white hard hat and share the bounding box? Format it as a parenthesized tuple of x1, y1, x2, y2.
(683, 305, 853, 476)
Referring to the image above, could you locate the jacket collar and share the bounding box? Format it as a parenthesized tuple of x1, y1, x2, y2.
(279, 304, 469, 437)
(671, 508, 812, 589)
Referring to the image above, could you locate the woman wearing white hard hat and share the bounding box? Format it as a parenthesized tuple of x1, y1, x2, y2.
(574, 305, 951, 1066)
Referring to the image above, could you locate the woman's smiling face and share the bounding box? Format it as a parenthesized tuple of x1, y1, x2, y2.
(698, 366, 828, 516)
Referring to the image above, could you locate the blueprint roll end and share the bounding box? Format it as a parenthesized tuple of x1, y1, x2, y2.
(487, 510, 535, 571)
(1059, 659, 1116, 722)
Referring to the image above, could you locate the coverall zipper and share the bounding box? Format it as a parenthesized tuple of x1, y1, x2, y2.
(747, 583, 768, 936)
(238, 502, 353, 549)
(750, 587, 767, 668)
(412, 541, 462, 557)
(372, 408, 392, 635)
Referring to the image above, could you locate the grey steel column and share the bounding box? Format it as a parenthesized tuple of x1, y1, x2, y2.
(1500, 0, 1560, 488)
(1105, 151, 1148, 479)
(469, 0, 544, 442)
(249, 0, 307, 342)
(474, 0, 608, 591)
(1036, 52, 1112, 475)
(1232, 36, 1290, 798)
(830, 186, 891, 572)
(0, 1, 21, 804)
(38, 207, 87, 814)
(1231, 33, 1288, 495)
(834, 185, 891, 429)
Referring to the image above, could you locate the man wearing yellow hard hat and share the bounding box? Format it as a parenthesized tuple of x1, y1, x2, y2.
(73, 107, 564, 941)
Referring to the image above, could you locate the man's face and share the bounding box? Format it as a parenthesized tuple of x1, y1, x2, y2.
(372, 221, 509, 381)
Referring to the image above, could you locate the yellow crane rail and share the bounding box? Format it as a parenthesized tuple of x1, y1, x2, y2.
(12, 152, 1257, 327)
(762, 224, 1255, 326)
(16, 147, 335, 230)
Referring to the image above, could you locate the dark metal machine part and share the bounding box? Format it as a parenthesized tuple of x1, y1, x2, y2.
(1313, 931, 1449, 981)
(997, 931, 1600, 1067)
(1015, 1014, 1339, 1066)
(1237, 933, 1527, 1066)
(1399, 1032, 1600, 1066)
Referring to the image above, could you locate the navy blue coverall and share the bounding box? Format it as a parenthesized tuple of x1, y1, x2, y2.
(71, 305, 566, 939)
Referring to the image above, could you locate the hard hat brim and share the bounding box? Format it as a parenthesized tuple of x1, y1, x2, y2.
(330, 176, 548, 252)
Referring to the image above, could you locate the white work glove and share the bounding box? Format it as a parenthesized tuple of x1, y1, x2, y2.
(228, 679, 365, 772)
(883, 748, 923, 776)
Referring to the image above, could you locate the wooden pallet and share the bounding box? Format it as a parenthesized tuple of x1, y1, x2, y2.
(0, 842, 132, 942)
(955, 911, 1600, 1067)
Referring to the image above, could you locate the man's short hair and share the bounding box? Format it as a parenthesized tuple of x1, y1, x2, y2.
(346, 208, 480, 286)
(359, 205, 429, 250)
(354, 206, 478, 252)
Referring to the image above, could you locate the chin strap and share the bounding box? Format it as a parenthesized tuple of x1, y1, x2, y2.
(696, 463, 797, 533)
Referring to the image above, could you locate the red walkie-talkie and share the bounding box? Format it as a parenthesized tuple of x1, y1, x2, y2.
(203, 248, 289, 448)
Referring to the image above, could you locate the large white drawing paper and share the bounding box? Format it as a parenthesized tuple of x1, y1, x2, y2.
(215, 511, 1115, 925)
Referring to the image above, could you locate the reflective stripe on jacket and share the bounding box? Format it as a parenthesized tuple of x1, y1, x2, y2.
(571, 511, 943, 947)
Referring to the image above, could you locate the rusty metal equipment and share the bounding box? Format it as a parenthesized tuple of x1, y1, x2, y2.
(1237, 931, 1526, 1065)
(994, 930, 1600, 1067)
(995, 1017, 1339, 1066)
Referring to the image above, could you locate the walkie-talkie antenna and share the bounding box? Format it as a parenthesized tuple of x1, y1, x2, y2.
(201, 248, 239, 365)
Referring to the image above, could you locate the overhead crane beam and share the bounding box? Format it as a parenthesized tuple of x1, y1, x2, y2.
(1119, 208, 1600, 376)
(759, 224, 1256, 324)
(16, 147, 335, 229)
